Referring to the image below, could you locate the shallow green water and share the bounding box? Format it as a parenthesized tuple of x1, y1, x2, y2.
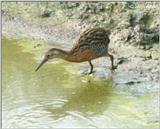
(2, 38, 158, 128)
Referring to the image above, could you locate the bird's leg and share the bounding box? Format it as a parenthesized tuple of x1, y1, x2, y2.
(108, 53, 117, 70)
(88, 61, 93, 74)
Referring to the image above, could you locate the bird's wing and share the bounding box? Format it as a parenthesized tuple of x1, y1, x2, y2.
(69, 28, 109, 54)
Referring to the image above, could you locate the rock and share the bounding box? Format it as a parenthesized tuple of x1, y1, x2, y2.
(40, 8, 52, 18)
(83, 3, 106, 13)
(150, 19, 160, 28)
(121, 28, 133, 42)
(65, 12, 73, 17)
(152, 51, 160, 60)
(140, 33, 159, 45)
(96, 4, 105, 12)
(130, 11, 150, 26)
(2, 9, 5, 14)
(118, 21, 130, 29)
(144, 27, 159, 34)
(117, 57, 129, 64)
(139, 45, 145, 49)
(105, 4, 113, 11)
(134, 24, 142, 32)
(63, 2, 79, 8)
(125, 81, 141, 85)
(99, 16, 106, 22)
(121, 2, 135, 12)
(145, 45, 152, 50)
(89, 8, 96, 13)
(79, 14, 89, 21)
(71, 2, 80, 7)
(80, 5, 90, 13)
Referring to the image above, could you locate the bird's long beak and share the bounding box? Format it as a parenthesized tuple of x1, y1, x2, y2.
(35, 58, 48, 72)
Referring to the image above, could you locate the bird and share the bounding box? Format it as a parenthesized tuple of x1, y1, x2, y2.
(35, 28, 117, 74)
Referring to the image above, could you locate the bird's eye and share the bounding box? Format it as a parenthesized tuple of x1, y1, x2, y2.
(47, 54, 50, 58)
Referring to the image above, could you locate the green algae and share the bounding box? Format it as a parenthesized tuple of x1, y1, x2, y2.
(2, 37, 159, 128)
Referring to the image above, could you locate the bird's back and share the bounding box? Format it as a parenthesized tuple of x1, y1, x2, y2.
(76, 28, 110, 46)
(68, 28, 110, 62)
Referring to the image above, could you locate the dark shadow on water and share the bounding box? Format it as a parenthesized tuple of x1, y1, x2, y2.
(45, 78, 115, 119)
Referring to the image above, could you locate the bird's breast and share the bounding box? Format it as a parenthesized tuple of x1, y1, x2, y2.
(65, 48, 100, 62)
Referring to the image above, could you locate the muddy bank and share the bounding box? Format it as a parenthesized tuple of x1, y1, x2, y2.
(2, 13, 159, 83)
(2, 2, 159, 89)
(2, 2, 159, 49)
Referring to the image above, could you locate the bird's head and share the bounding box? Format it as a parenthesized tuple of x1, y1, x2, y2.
(35, 48, 67, 71)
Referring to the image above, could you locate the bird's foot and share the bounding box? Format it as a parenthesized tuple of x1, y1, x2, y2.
(111, 65, 118, 71)
(88, 73, 93, 77)
(88, 71, 95, 76)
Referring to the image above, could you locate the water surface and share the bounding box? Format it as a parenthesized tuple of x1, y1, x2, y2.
(2, 38, 158, 128)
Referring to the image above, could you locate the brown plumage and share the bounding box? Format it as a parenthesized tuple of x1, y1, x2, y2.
(35, 28, 117, 74)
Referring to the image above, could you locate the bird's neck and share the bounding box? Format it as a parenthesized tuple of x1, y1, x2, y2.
(56, 49, 80, 62)
(55, 49, 69, 59)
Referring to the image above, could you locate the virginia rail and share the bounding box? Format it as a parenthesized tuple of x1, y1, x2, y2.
(35, 28, 117, 74)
